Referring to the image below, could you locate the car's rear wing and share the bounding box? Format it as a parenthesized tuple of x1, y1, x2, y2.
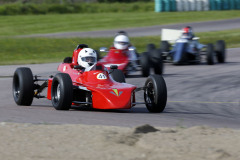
(161, 29, 200, 43)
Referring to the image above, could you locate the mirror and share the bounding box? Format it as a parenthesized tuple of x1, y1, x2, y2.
(99, 47, 108, 52)
(192, 37, 200, 40)
(128, 46, 136, 51)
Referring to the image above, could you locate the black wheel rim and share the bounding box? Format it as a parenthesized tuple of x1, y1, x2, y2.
(13, 75, 20, 100)
(145, 81, 155, 106)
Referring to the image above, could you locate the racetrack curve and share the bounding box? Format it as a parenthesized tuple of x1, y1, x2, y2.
(1, 48, 240, 128)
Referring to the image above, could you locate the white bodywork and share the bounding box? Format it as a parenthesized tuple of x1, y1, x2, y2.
(161, 29, 183, 43)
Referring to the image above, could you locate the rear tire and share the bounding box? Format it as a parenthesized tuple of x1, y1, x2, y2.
(110, 69, 126, 83)
(144, 75, 167, 113)
(206, 43, 215, 65)
(12, 67, 34, 106)
(150, 49, 164, 75)
(140, 52, 150, 77)
(51, 73, 73, 110)
(215, 40, 226, 63)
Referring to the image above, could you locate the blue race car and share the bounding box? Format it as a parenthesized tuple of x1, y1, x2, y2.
(146, 31, 226, 65)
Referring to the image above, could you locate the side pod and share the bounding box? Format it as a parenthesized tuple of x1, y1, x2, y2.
(47, 79, 53, 100)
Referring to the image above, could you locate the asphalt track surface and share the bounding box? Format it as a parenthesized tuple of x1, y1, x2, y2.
(2, 19, 240, 128)
(19, 18, 240, 38)
(1, 48, 240, 128)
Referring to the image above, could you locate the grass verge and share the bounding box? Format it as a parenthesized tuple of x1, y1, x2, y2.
(1, 29, 240, 65)
(0, 10, 240, 36)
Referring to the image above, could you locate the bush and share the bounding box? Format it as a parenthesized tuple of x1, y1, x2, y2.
(0, 2, 154, 15)
(24, 4, 48, 14)
(48, 4, 75, 14)
(98, 0, 152, 2)
(2, 4, 22, 15)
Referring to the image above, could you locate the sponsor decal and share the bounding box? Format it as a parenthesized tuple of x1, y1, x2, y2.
(63, 66, 66, 72)
(110, 89, 123, 97)
(97, 73, 107, 80)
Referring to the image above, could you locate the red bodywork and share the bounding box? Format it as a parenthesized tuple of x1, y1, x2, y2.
(47, 63, 136, 109)
(99, 48, 129, 74)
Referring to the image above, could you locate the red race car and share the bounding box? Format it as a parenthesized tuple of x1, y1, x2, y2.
(99, 31, 164, 77)
(12, 47, 167, 112)
(99, 46, 164, 77)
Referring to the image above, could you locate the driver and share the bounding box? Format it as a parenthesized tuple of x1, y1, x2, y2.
(77, 48, 97, 71)
(113, 31, 138, 70)
(181, 26, 204, 52)
(181, 26, 195, 40)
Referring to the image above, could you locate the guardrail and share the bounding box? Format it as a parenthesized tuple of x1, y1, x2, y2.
(155, 0, 240, 12)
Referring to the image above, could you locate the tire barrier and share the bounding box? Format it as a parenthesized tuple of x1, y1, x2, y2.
(155, 0, 240, 12)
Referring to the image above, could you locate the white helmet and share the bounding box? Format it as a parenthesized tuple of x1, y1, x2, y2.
(114, 35, 130, 50)
(78, 48, 97, 69)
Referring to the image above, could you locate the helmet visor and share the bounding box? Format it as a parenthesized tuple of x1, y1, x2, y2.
(182, 33, 191, 39)
(116, 41, 129, 45)
(81, 56, 96, 63)
(183, 33, 189, 36)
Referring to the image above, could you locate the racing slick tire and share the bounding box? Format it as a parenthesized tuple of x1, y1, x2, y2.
(206, 43, 215, 65)
(146, 43, 156, 53)
(110, 69, 126, 83)
(144, 75, 167, 113)
(160, 41, 170, 52)
(140, 52, 150, 77)
(51, 73, 73, 110)
(215, 40, 226, 63)
(12, 67, 34, 106)
(150, 49, 164, 75)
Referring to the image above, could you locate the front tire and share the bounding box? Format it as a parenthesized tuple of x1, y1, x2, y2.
(51, 73, 73, 110)
(12, 67, 34, 106)
(144, 75, 167, 113)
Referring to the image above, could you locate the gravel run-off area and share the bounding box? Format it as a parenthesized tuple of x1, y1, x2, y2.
(0, 122, 240, 160)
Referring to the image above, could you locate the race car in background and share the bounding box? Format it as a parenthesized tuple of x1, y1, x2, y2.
(99, 46, 164, 77)
(145, 29, 226, 65)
